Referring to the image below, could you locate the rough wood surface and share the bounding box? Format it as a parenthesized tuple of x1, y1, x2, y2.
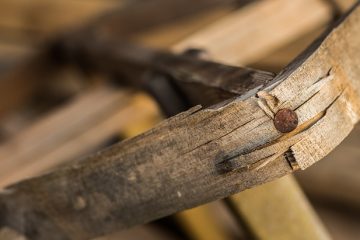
(165, 2, 337, 239)
(0, 3, 359, 240)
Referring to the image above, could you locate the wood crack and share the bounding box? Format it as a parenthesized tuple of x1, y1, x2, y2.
(216, 84, 345, 173)
(182, 118, 255, 156)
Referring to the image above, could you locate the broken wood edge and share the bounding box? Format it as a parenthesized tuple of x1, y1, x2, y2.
(0, 3, 359, 240)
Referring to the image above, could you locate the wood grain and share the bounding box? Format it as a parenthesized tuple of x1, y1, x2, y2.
(0, 3, 359, 240)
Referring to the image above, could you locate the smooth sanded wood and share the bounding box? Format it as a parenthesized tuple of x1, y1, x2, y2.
(1, 3, 360, 240)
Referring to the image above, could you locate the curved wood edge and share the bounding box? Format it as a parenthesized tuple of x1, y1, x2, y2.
(0, 3, 359, 240)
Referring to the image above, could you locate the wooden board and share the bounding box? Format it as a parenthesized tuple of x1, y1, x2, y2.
(0, 3, 359, 240)
(227, 175, 330, 240)
(173, 0, 333, 65)
(0, 89, 161, 188)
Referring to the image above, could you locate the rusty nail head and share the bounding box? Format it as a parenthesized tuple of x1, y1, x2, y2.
(274, 109, 298, 133)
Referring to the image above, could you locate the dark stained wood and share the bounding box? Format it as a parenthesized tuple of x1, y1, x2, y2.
(50, 37, 275, 107)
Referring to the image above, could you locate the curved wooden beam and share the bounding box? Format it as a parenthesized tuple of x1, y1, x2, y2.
(0, 3, 359, 240)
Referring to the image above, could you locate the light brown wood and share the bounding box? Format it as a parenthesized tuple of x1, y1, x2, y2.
(228, 175, 330, 240)
(0, 88, 161, 187)
(0, 227, 26, 240)
(175, 204, 233, 240)
(0, 0, 121, 39)
(0, 0, 240, 189)
(0, 0, 238, 121)
(0, 86, 131, 185)
(173, 0, 333, 65)
(132, 7, 235, 48)
(0, 3, 359, 239)
(169, 2, 334, 239)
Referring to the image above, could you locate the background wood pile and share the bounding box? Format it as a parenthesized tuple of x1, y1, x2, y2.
(0, 0, 359, 239)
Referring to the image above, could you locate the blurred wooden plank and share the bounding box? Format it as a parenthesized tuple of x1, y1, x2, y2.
(0, 0, 121, 40)
(0, 0, 239, 45)
(0, 43, 30, 60)
(94, 224, 179, 240)
(2, 1, 242, 184)
(174, 204, 233, 240)
(173, 0, 333, 65)
(0, 0, 239, 122)
(0, 1, 358, 238)
(0, 86, 132, 187)
(296, 124, 360, 209)
(0, 54, 53, 120)
(250, 27, 326, 71)
(227, 175, 330, 240)
(132, 7, 236, 48)
(1, 3, 359, 239)
(0, 227, 26, 240)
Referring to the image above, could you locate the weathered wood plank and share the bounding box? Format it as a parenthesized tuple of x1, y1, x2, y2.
(0, 3, 359, 240)
(52, 37, 275, 107)
(167, 2, 337, 239)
